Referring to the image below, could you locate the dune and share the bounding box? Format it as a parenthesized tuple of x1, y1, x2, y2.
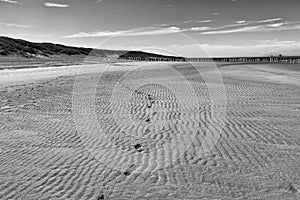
(0, 62, 299, 200)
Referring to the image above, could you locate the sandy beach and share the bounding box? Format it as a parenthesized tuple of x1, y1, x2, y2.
(0, 62, 300, 200)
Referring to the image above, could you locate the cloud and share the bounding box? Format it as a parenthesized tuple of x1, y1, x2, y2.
(166, 40, 300, 57)
(256, 38, 299, 45)
(0, 0, 20, 4)
(64, 18, 300, 38)
(197, 19, 300, 35)
(259, 18, 282, 23)
(198, 20, 213, 23)
(44, 2, 69, 8)
(267, 23, 283, 27)
(64, 27, 185, 38)
(154, 19, 213, 28)
(4, 33, 53, 37)
(212, 13, 219, 15)
(0, 22, 31, 28)
(236, 20, 246, 24)
(200, 26, 260, 35)
(96, 0, 102, 2)
(190, 27, 210, 31)
(203, 42, 300, 56)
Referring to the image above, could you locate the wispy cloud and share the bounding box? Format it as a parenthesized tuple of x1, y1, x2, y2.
(154, 19, 213, 28)
(212, 13, 219, 15)
(190, 27, 210, 31)
(4, 33, 53, 37)
(256, 38, 299, 45)
(167, 40, 300, 57)
(64, 27, 184, 38)
(0, 22, 31, 28)
(267, 22, 283, 27)
(259, 18, 282, 23)
(64, 18, 300, 38)
(0, 0, 20, 4)
(197, 19, 300, 35)
(44, 2, 69, 8)
(200, 26, 259, 35)
(236, 20, 246, 24)
(198, 20, 213, 23)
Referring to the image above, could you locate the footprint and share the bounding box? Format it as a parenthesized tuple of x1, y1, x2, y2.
(124, 171, 130, 176)
(286, 183, 298, 193)
(134, 143, 142, 149)
(134, 144, 144, 152)
(147, 94, 153, 100)
(145, 129, 151, 134)
(207, 160, 217, 166)
(199, 160, 208, 165)
(123, 164, 136, 176)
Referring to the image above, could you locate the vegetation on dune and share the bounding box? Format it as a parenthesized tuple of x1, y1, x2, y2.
(119, 51, 186, 61)
(0, 36, 185, 61)
(0, 36, 128, 58)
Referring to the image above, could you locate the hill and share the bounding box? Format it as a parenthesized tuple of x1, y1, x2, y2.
(0, 36, 184, 61)
(119, 51, 186, 61)
(0, 36, 128, 58)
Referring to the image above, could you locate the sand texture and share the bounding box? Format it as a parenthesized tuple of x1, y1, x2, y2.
(0, 62, 300, 200)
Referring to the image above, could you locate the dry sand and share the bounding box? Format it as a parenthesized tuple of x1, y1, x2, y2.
(0, 62, 300, 200)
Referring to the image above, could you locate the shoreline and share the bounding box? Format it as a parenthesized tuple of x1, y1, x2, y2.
(1, 61, 299, 88)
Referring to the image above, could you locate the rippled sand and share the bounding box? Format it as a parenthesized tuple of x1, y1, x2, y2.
(0, 62, 299, 200)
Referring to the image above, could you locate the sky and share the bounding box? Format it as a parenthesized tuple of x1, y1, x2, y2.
(1, 0, 300, 57)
